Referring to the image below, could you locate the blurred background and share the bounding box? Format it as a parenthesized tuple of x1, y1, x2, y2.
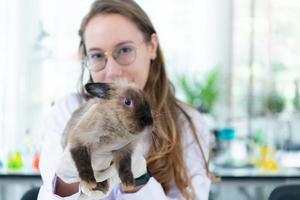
(0, 0, 300, 199)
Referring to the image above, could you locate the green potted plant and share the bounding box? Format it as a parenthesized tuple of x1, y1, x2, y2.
(178, 69, 219, 114)
(263, 90, 285, 115)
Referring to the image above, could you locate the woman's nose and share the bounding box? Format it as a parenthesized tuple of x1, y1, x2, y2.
(105, 57, 123, 80)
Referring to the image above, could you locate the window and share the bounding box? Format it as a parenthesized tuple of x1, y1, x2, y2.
(232, 0, 300, 140)
(233, 0, 300, 118)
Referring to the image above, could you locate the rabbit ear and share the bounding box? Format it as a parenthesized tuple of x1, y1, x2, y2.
(85, 82, 111, 98)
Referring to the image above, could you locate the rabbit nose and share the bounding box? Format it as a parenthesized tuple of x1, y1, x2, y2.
(141, 114, 153, 127)
(140, 107, 153, 127)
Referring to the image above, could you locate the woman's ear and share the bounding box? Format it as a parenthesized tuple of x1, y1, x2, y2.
(148, 33, 158, 60)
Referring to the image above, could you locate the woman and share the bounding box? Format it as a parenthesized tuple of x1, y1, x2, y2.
(38, 0, 211, 199)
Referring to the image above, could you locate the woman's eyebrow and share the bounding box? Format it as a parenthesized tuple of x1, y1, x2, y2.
(87, 47, 104, 52)
(114, 41, 134, 47)
(87, 41, 135, 52)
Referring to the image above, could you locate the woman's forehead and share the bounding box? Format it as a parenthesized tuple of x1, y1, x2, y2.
(84, 14, 144, 50)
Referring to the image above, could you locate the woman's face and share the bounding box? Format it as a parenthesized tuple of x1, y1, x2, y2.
(84, 14, 158, 89)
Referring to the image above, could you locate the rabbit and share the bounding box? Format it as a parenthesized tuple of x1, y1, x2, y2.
(61, 81, 153, 193)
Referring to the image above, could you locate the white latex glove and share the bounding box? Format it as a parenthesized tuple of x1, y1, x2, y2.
(56, 141, 147, 199)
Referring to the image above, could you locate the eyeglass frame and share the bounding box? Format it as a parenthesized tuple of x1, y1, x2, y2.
(82, 41, 145, 72)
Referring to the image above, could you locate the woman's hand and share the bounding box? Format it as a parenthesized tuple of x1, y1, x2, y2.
(56, 140, 148, 197)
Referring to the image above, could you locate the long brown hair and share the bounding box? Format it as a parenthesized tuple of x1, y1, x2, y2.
(78, 0, 211, 199)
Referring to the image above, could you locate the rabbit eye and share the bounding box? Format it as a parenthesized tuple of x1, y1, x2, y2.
(124, 97, 133, 107)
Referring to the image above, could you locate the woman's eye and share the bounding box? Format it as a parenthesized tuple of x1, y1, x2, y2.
(118, 47, 133, 54)
(124, 97, 133, 107)
(88, 52, 104, 60)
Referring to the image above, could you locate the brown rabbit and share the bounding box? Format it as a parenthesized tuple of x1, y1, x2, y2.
(61, 82, 153, 193)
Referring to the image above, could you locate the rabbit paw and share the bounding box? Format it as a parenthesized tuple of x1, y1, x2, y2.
(81, 180, 97, 191)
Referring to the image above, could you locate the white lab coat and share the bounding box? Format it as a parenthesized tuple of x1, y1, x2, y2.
(37, 93, 211, 200)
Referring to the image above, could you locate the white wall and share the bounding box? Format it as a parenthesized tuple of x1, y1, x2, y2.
(0, 0, 40, 156)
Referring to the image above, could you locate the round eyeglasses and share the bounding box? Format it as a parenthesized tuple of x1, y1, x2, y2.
(83, 44, 137, 72)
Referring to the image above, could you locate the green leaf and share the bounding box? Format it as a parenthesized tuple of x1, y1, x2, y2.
(177, 68, 219, 113)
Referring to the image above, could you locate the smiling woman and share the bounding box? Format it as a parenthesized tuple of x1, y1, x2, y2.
(37, 0, 216, 199)
(1, 1, 232, 199)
